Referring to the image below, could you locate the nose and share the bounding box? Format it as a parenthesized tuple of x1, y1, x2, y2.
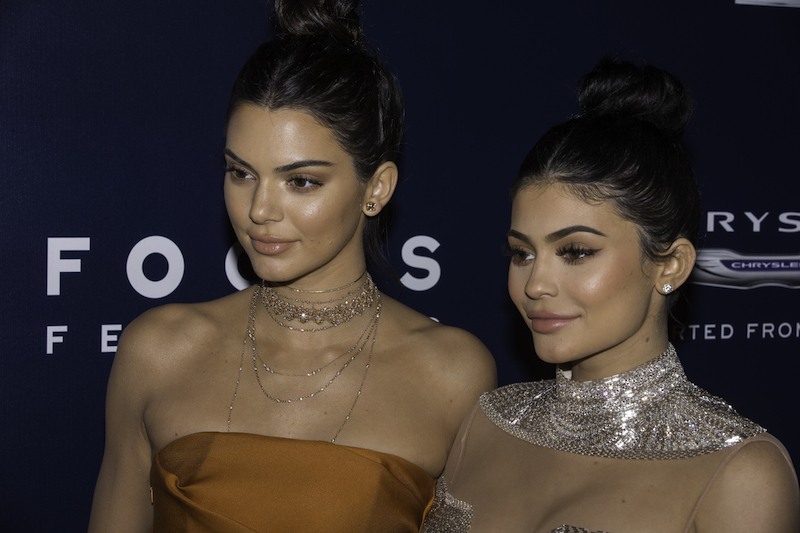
(249, 181, 282, 224)
(524, 258, 557, 299)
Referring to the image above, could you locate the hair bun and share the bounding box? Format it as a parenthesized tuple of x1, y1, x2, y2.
(577, 58, 692, 135)
(274, 0, 364, 46)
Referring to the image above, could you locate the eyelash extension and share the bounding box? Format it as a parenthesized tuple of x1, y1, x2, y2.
(556, 244, 597, 265)
(503, 242, 534, 265)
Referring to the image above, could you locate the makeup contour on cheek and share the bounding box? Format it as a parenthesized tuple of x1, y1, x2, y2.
(221, 106, 371, 285)
(506, 184, 664, 370)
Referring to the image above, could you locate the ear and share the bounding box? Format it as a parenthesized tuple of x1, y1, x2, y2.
(655, 238, 696, 295)
(361, 161, 398, 216)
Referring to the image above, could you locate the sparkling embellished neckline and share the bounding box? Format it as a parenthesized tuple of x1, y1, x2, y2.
(553, 344, 679, 410)
(482, 344, 765, 459)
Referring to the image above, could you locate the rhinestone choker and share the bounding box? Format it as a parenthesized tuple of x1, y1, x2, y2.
(227, 278, 381, 443)
(261, 273, 378, 332)
(482, 344, 765, 460)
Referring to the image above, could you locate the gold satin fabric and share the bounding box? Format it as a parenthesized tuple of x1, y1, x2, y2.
(151, 432, 435, 532)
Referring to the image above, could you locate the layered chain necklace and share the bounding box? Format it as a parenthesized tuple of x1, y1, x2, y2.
(227, 273, 381, 443)
(261, 272, 378, 332)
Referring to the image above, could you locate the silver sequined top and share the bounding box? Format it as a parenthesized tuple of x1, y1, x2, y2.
(483, 343, 764, 460)
(423, 345, 766, 532)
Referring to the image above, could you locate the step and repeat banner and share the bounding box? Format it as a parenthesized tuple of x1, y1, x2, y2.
(2, 1, 798, 531)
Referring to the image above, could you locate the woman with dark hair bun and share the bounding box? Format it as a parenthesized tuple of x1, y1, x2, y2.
(423, 59, 799, 533)
(88, 1, 495, 531)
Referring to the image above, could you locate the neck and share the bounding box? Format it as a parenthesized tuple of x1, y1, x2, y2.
(260, 272, 379, 333)
(276, 269, 366, 289)
(567, 337, 671, 382)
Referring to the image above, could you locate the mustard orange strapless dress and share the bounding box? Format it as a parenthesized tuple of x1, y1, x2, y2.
(150, 432, 436, 532)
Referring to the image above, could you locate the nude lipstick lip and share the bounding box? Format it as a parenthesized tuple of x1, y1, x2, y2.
(249, 235, 295, 256)
(526, 311, 576, 334)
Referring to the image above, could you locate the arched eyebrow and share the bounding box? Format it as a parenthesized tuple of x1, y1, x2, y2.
(224, 148, 333, 174)
(224, 148, 255, 170)
(507, 225, 606, 245)
(274, 160, 334, 173)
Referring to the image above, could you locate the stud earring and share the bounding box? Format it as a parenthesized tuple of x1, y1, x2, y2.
(662, 283, 673, 294)
(365, 202, 377, 212)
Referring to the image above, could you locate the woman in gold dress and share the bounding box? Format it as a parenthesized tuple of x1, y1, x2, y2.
(88, 1, 496, 531)
(423, 59, 799, 533)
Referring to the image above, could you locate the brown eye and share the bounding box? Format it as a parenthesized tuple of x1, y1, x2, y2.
(225, 166, 255, 181)
(287, 176, 322, 190)
(504, 243, 535, 265)
(556, 245, 596, 265)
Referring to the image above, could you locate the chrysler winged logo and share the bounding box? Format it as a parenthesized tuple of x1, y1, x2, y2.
(692, 248, 800, 289)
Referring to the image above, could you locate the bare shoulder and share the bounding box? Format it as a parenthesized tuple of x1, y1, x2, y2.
(379, 295, 497, 396)
(101, 288, 253, 445)
(715, 434, 798, 494)
(89, 289, 254, 533)
(695, 433, 800, 532)
(114, 288, 252, 389)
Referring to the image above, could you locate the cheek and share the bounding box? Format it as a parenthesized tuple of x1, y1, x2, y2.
(570, 264, 633, 305)
(298, 201, 323, 220)
(575, 261, 651, 315)
(294, 203, 327, 243)
(296, 191, 356, 221)
(293, 198, 357, 244)
(224, 186, 248, 224)
(576, 273, 613, 301)
(507, 265, 528, 307)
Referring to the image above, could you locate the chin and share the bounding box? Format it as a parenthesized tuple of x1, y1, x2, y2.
(531, 338, 578, 366)
(247, 259, 300, 284)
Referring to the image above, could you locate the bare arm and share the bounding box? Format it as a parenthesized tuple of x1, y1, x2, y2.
(88, 315, 160, 533)
(434, 326, 497, 452)
(695, 435, 800, 533)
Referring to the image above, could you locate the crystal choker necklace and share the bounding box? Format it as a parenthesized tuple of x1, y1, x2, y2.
(482, 344, 765, 460)
(261, 272, 378, 332)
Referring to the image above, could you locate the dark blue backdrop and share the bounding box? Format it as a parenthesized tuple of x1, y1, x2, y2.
(2, 1, 798, 531)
